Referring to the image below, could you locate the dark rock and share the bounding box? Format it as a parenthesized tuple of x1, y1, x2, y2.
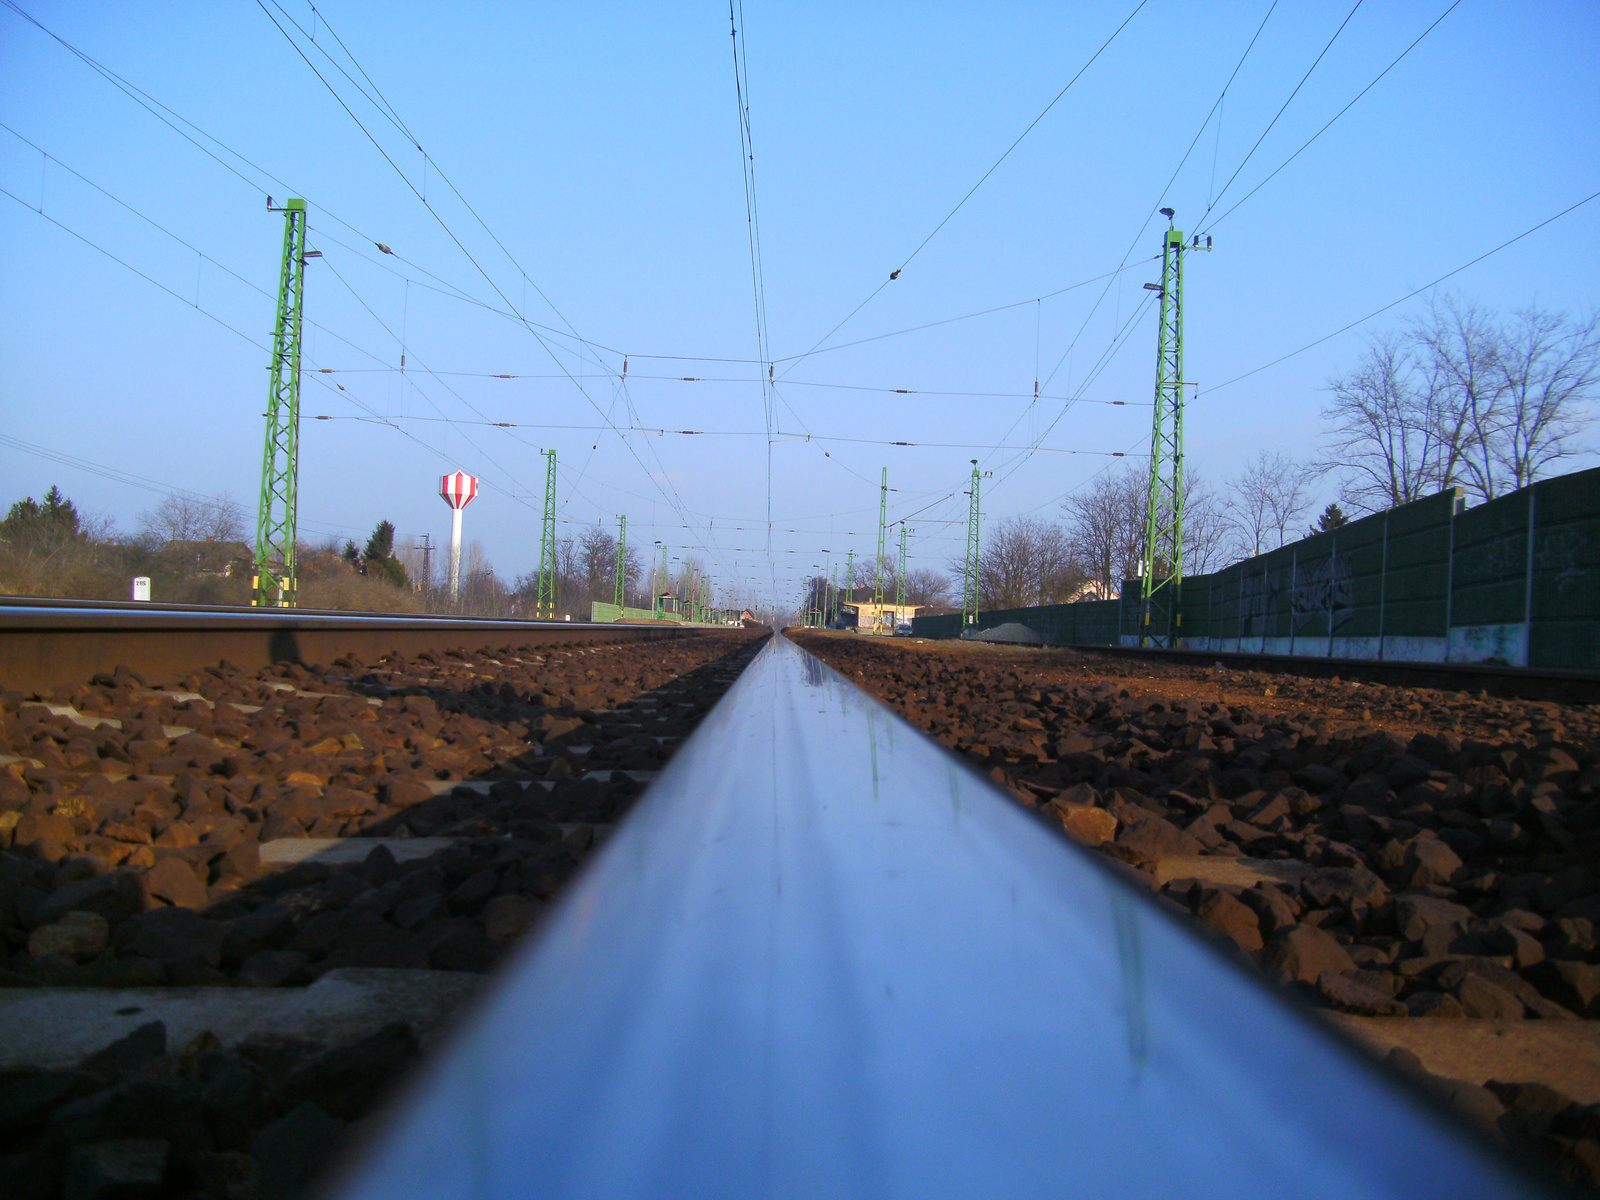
(1240, 885, 1300, 937)
(447, 867, 498, 914)
(481, 895, 542, 944)
(1222, 819, 1272, 846)
(1113, 813, 1203, 862)
(1526, 960, 1600, 1017)
(317, 916, 430, 972)
(221, 904, 294, 966)
(1487, 1080, 1577, 1138)
(362, 843, 399, 886)
(120, 908, 225, 968)
(1452, 973, 1526, 1019)
(195, 1052, 266, 1151)
(392, 893, 444, 932)
(0, 1069, 92, 1136)
(0, 1148, 58, 1200)
(1317, 970, 1406, 1016)
(278, 1022, 418, 1121)
(142, 857, 208, 909)
(1480, 921, 1544, 970)
(1547, 916, 1596, 960)
(1291, 763, 1347, 795)
(62, 1138, 167, 1199)
(31, 872, 144, 929)
(1262, 924, 1356, 986)
(1416, 923, 1479, 958)
(81, 1022, 165, 1082)
(188, 1150, 260, 1199)
(1435, 1081, 1508, 1142)
(426, 921, 500, 973)
(1407, 991, 1466, 1018)
(252, 1102, 345, 1200)
(1301, 866, 1388, 912)
(238, 950, 309, 988)
(1349, 968, 1400, 998)
(1394, 894, 1473, 942)
(1385, 755, 1435, 790)
(1396, 837, 1463, 888)
(1195, 889, 1263, 953)
(49, 1079, 211, 1153)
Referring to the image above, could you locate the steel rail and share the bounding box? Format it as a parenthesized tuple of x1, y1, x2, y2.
(330, 632, 1543, 1199)
(1069, 643, 1600, 704)
(0, 599, 711, 692)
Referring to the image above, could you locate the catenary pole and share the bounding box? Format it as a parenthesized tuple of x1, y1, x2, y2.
(253, 199, 311, 607)
(1139, 209, 1211, 647)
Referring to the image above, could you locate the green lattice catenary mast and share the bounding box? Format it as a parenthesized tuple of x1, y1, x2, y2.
(253, 198, 313, 607)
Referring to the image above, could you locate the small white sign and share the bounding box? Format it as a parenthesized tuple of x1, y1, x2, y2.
(131, 577, 151, 602)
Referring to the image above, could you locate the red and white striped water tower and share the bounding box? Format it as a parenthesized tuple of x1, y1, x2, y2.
(439, 471, 478, 599)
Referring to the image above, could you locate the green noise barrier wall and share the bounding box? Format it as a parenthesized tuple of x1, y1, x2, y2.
(589, 602, 678, 623)
(910, 466, 1600, 671)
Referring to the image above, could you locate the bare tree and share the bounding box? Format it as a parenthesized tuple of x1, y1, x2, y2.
(579, 524, 616, 605)
(1062, 466, 1145, 597)
(1324, 298, 1598, 510)
(1413, 296, 1505, 501)
(1492, 307, 1599, 490)
(903, 568, 951, 607)
(1225, 451, 1317, 557)
(1182, 473, 1234, 574)
(952, 516, 1084, 609)
(141, 493, 246, 544)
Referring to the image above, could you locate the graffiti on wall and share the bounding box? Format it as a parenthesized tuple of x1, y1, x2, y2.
(1237, 554, 1353, 636)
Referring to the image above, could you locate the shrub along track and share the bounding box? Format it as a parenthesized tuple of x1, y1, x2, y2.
(0, 628, 767, 1199)
(792, 630, 1600, 1193)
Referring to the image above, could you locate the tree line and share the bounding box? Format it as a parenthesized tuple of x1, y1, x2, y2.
(0, 488, 696, 618)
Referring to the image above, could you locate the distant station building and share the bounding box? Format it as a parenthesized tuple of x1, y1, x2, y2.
(836, 593, 922, 634)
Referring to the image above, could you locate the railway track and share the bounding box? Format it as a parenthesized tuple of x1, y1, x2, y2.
(0, 612, 1587, 1196)
(794, 629, 1600, 1191)
(0, 597, 716, 694)
(1067, 641, 1600, 705)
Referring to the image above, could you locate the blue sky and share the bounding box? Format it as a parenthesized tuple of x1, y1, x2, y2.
(3, 1, 1597, 608)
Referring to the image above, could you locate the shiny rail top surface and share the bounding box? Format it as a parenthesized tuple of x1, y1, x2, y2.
(333, 632, 1541, 1199)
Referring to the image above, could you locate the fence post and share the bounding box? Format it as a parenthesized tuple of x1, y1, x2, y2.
(1288, 548, 1298, 657)
(1326, 533, 1338, 658)
(1377, 511, 1389, 661)
(1523, 488, 1538, 668)
(1444, 494, 1458, 660)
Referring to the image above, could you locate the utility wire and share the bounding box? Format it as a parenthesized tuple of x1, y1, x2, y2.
(728, 0, 778, 596)
(254, 2, 737, 585)
(0, 181, 549, 523)
(1207, 188, 1600, 393)
(1197, 0, 1364, 227)
(779, 0, 1150, 376)
(1198, 0, 1462, 235)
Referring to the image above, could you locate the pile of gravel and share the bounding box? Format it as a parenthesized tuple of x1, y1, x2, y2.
(964, 623, 1044, 645)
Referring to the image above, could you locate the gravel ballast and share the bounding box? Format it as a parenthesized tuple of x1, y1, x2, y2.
(0, 629, 766, 1198)
(794, 630, 1600, 1193)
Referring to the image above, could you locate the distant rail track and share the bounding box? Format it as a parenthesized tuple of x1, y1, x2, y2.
(0, 597, 714, 693)
(1065, 642, 1600, 705)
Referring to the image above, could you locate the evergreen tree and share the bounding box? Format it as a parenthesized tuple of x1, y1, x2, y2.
(361, 520, 408, 587)
(1311, 502, 1350, 536)
(1, 485, 83, 553)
